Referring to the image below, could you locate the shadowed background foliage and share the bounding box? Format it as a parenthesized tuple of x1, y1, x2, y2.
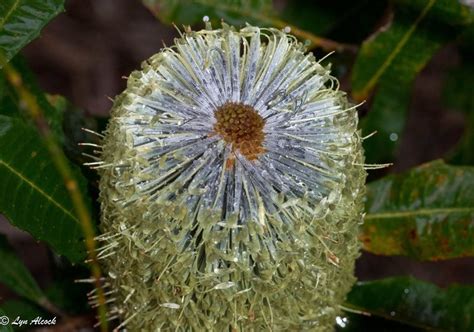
(0, 0, 473, 331)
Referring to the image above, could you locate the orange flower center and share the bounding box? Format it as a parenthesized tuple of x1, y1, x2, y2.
(213, 102, 265, 161)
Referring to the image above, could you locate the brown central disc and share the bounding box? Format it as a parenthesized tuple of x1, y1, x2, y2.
(213, 102, 265, 161)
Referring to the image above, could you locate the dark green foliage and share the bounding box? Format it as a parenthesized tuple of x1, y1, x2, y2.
(0, 308, 13, 332)
(346, 276, 474, 331)
(443, 59, 474, 165)
(0, 235, 45, 305)
(0, 57, 63, 140)
(142, 0, 274, 26)
(281, 0, 388, 43)
(0, 115, 89, 262)
(0, 0, 473, 330)
(363, 160, 474, 260)
(0, 0, 64, 66)
(352, 0, 473, 163)
(1, 301, 46, 331)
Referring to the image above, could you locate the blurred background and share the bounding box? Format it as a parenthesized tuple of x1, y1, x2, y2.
(1, 0, 473, 330)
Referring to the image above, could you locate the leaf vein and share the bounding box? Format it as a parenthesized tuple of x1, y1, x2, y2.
(356, 0, 436, 98)
(0, 159, 78, 223)
(0, 0, 21, 32)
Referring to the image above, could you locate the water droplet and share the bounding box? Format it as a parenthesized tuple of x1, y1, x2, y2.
(203, 15, 209, 22)
(389, 133, 398, 141)
(283, 26, 291, 33)
(404, 288, 410, 294)
(390, 311, 396, 317)
(336, 316, 347, 328)
(213, 281, 235, 290)
(160, 303, 180, 309)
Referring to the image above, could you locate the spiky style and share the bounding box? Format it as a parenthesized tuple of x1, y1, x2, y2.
(97, 23, 366, 331)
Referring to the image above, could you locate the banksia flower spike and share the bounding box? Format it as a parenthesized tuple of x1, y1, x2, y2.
(96, 22, 366, 331)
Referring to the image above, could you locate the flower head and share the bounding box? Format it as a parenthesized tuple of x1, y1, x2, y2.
(97, 23, 365, 331)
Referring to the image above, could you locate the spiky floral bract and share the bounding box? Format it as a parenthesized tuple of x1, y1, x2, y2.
(97, 22, 366, 331)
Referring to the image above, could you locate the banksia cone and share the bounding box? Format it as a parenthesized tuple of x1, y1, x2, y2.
(96, 23, 366, 331)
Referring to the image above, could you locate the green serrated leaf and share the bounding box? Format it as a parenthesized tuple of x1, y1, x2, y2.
(395, 0, 474, 26)
(362, 160, 474, 261)
(0, 308, 13, 332)
(0, 0, 65, 67)
(0, 235, 44, 304)
(142, 0, 274, 26)
(351, 0, 470, 163)
(351, 0, 473, 101)
(0, 115, 90, 263)
(346, 276, 474, 331)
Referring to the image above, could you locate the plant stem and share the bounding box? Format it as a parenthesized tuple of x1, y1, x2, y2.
(144, 0, 358, 53)
(3, 63, 108, 332)
(270, 17, 358, 53)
